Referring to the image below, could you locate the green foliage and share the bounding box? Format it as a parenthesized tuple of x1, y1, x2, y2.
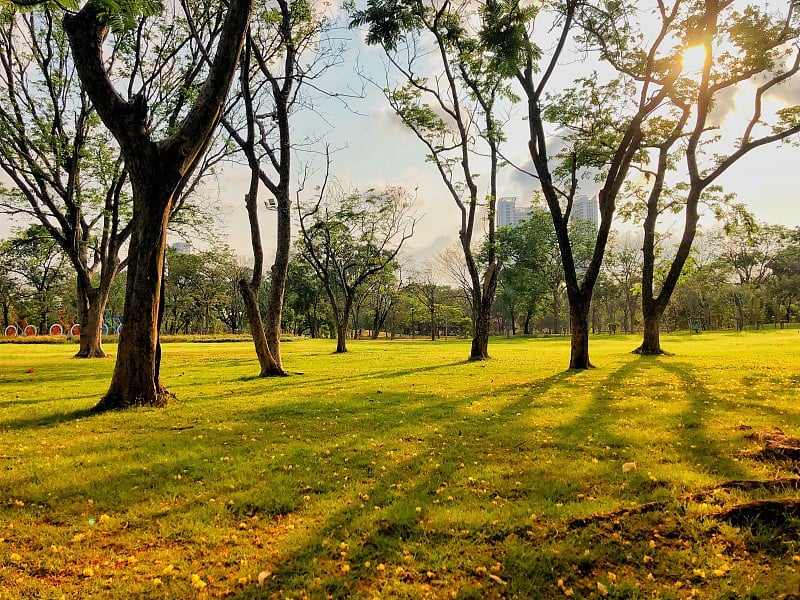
(7, 0, 162, 33)
(478, 0, 540, 77)
(349, 0, 424, 50)
(0, 224, 74, 328)
(387, 84, 449, 139)
(93, 0, 163, 34)
(544, 76, 637, 180)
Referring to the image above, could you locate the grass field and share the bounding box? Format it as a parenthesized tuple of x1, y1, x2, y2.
(1, 331, 799, 599)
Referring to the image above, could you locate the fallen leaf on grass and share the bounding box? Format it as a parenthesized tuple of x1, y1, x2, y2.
(190, 574, 206, 590)
(257, 570, 272, 585)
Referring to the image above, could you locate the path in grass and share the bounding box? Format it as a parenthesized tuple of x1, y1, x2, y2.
(1, 331, 799, 598)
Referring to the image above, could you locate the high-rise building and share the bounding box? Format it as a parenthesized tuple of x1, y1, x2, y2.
(572, 195, 599, 227)
(497, 197, 518, 227)
(496, 197, 533, 227)
(171, 241, 193, 255)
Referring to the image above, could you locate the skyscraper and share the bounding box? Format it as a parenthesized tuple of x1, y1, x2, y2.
(572, 195, 599, 227)
(496, 197, 532, 227)
(497, 197, 518, 227)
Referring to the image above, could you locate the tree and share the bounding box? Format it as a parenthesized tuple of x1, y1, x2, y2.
(58, 0, 253, 410)
(485, 0, 704, 368)
(769, 227, 800, 323)
(0, 8, 131, 357)
(494, 211, 557, 334)
(162, 245, 238, 334)
(406, 266, 449, 341)
(369, 267, 403, 339)
(351, 0, 507, 360)
(215, 0, 340, 375)
(0, 225, 72, 333)
(605, 236, 642, 334)
(297, 185, 415, 353)
(622, 1, 800, 354)
(0, 259, 17, 330)
(284, 254, 329, 338)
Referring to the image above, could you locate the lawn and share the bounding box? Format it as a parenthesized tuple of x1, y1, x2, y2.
(1, 331, 799, 599)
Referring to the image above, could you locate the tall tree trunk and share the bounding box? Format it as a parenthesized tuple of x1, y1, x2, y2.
(65, 0, 252, 411)
(469, 265, 498, 360)
(470, 301, 491, 360)
(569, 300, 593, 369)
(239, 279, 282, 376)
(262, 201, 290, 373)
(94, 186, 172, 410)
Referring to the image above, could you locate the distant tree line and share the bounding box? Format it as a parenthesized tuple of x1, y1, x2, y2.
(492, 216, 800, 336)
(4, 216, 797, 340)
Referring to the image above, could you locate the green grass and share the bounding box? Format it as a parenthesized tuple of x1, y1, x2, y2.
(1, 331, 799, 598)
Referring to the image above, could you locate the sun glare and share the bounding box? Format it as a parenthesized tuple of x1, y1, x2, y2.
(681, 44, 708, 74)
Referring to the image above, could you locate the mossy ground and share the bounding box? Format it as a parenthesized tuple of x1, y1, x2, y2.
(1, 331, 799, 598)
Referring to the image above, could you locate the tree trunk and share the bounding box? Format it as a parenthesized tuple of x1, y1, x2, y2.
(569, 301, 593, 369)
(335, 320, 348, 353)
(469, 264, 498, 360)
(65, 0, 252, 411)
(470, 302, 491, 360)
(634, 300, 665, 355)
(94, 188, 172, 411)
(239, 279, 284, 376)
(263, 242, 289, 373)
(74, 280, 110, 358)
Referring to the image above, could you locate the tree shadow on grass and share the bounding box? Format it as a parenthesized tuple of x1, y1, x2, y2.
(658, 359, 760, 480)
(1, 406, 95, 431)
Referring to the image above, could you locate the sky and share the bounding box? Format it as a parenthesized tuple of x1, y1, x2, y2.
(2, 3, 799, 267)
(206, 13, 800, 269)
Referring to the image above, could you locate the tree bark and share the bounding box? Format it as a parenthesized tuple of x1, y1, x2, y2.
(569, 301, 593, 369)
(239, 279, 283, 376)
(469, 264, 498, 360)
(263, 201, 291, 371)
(94, 181, 173, 410)
(470, 302, 491, 360)
(74, 282, 107, 358)
(335, 320, 348, 353)
(635, 302, 665, 355)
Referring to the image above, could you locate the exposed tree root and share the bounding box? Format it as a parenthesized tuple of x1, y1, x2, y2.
(567, 501, 667, 530)
(688, 477, 800, 500)
(91, 387, 174, 413)
(714, 499, 800, 526)
(565, 429, 800, 533)
(741, 427, 800, 462)
(631, 346, 668, 356)
(566, 478, 800, 531)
